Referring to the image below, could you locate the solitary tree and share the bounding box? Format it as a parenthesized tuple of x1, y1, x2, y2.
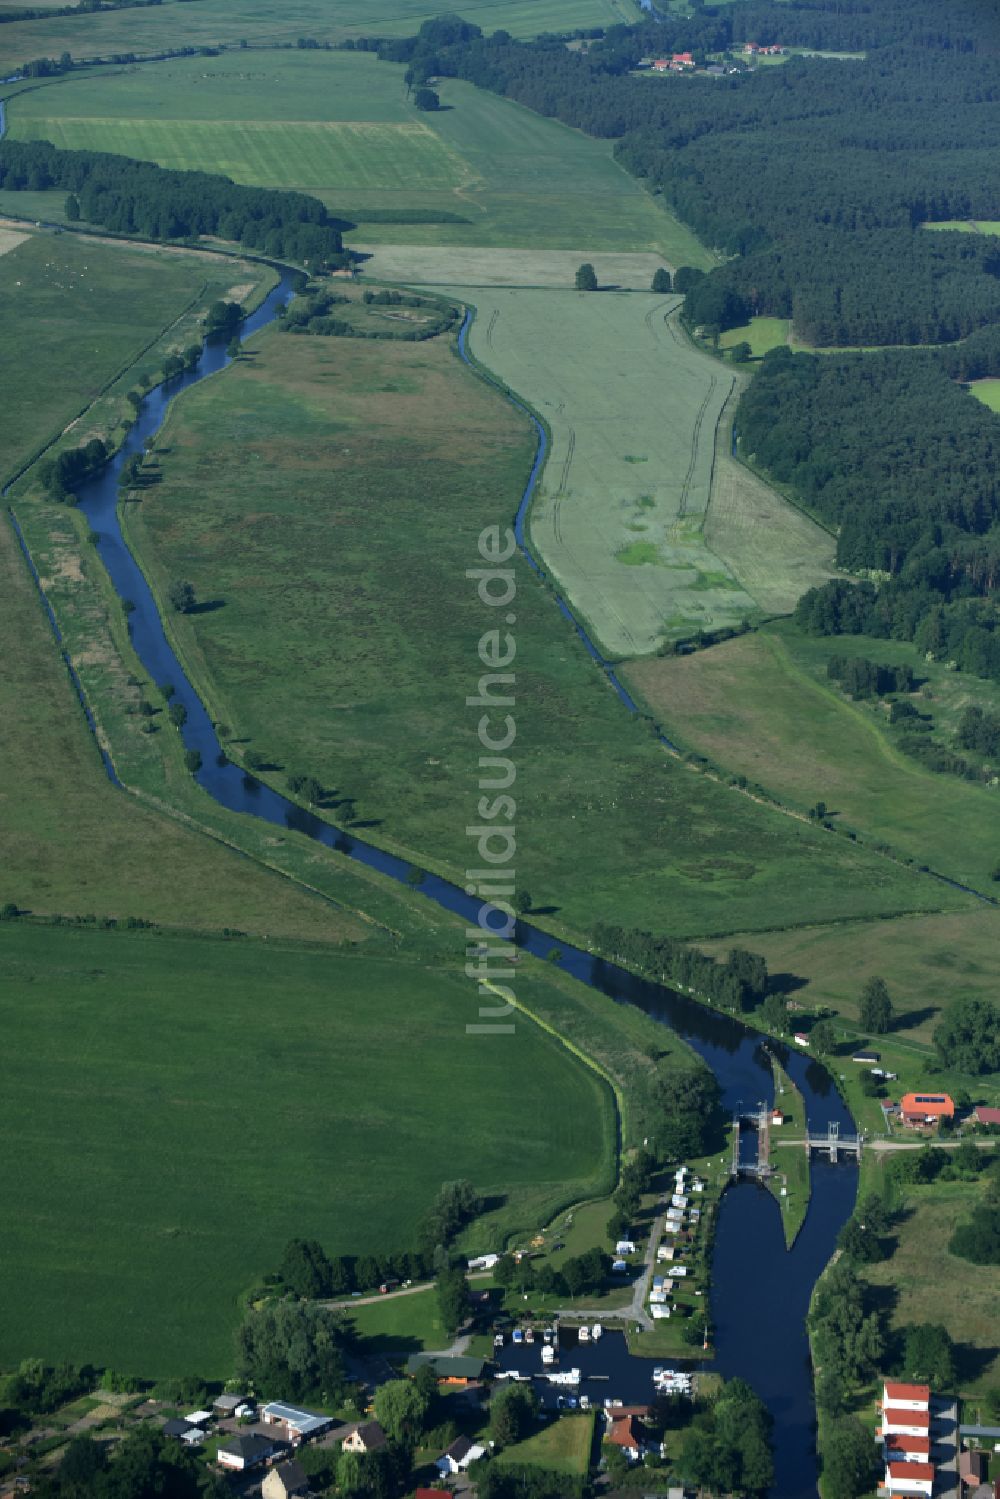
(810, 1018, 837, 1054)
(168, 579, 196, 613)
(373, 1378, 430, 1444)
(65, 192, 80, 222)
(514, 890, 532, 914)
(575, 262, 598, 291)
(651, 267, 672, 293)
(730, 340, 753, 363)
(436, 1265, 470, 1338)
(413, 87, 441, 111)
(859, 976, 893, 1034)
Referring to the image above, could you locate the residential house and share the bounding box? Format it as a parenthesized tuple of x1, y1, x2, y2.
(885, 1463, 935, 1497)
(853, 1051, 880, 1065)
(606, 1415, 644, 1460)
(794, 1033, 809, 1046)
(973, 1106, 1000, 1127)
(436, 1437, 486, 1476)
(343, 1421, 387, 1455)
(771, 1110, 785, 1126)
(670, 52, 695, 69)
(899, 1093, 955, 1127)
(404, 1354, 485, 1385)
(615, 1240, 637, 1256)
(262, 1460, 311, 1499)
(261, 1404, 333, 1442)
(883, 1408, 932, 1440)
(883, 1383, 930, 1413)
(415, 1490, 451, 1499)
(651, 58, 670, 72)
(217, 1433, 284, 1473)
(213, 1394, 244, 1418)
(163, 1419, 197, 1441)
(960, 1450, 989, 1487)
(886, 1436, 931, 1464)
(183, 1411, 213, 1429)
(468, 1253, 500, 1271)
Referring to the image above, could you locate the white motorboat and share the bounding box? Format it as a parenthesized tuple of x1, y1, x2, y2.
(541, 1345, 555, 1365)
(578, 1326, 590, 1343)
(591, 1323, 602, 1340)
(547, 1367, 581, 1387)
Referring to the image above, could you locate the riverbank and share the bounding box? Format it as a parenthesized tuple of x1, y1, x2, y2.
(766, 1057, 811, 1247)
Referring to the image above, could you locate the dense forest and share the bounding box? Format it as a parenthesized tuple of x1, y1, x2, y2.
(0, 138, 347, 265)
(370, 7, 1000, 345)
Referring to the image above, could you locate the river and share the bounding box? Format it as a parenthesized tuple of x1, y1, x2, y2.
(12, 264, 857, 1495)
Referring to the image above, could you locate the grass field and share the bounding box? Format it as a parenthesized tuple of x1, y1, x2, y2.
(718, 317, 791, 357)
(452, 290, 835, 652)
(0, 512, 363, 940)
(343, 1289, 450, 1354)
(118, 320, 965, 943)
(358, 245, 672, 288)
(624, 624, 1000, 895)
(923, 220, 1000, 236)
(859, 1169, 1000, 1397)
(0, 922, 616, 1374)
(969, 378, 1000, 413)
(4, 53, 708, 259)
(0, 0, 640, 74)
(700, 906, 1000, 1053)
(0, 230, 259, 486)
(497, 1414, 595, 1475)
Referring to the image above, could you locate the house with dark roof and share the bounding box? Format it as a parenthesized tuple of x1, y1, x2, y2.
(404, 1354, 485, 1385)
(263, 1458, 311, 1499)
(162, 1418, 197, 1440)
(343, 1421, 387, 1455)
(217, 1432, 284, 1472)
(436, 1437, 486, 1476)
(961, 1450, 989, 1487)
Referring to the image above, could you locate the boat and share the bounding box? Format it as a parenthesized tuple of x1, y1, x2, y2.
(579, 1395, 591, 1411)
(566, 1396, 578, 1410)
(541, 1345, 555, 1365)
(578, 1326, 590, 1343)
(591, 1323, 602, 1340)
(512, 1328, 524, 1344)
(494, 1332, 504, 1348)
(543, 1328, 553, 1345)
(547, 1367, 581, 1387)
(525, 1327, 534, 1344)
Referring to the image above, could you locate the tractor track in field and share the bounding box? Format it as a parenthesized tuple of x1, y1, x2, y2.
(677, 375, 717, 518)
(550, 427, 575, 544)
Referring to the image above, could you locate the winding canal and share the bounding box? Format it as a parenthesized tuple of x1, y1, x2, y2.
(12, 265, 857, 1496)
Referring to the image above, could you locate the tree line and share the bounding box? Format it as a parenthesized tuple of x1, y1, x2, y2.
(0, 139, 347, 268)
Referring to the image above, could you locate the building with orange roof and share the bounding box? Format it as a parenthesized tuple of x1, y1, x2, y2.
(883, 1382, 931, 1411)
(899, 1092, 954, 1126)
(885, 1461, 935, 1496)
(883, 1407, 932, 1438)
(605, 1415, 643, 1460)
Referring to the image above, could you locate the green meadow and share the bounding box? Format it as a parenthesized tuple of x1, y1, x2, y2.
(452, 288, 834, 653)
(625, 621, 1000, 895)
(718, 316, 791, 357)
(5, 51, 707, 258)
(0, 922, 616, 1374)
(0, 230, 254, 486)
(497, 1414, 596, 1475)
(123, 323, 962, 942)
(970, 378, 1000, 413)
(0, 0, 639, 75)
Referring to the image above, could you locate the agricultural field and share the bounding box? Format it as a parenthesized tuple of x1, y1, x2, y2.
(969, 378, 1000, 413)
(0, 0, 639, 75)
(0, 229, 260, 486)
(358, 245, 672, 288)
(452, 288, 835, 653)
(624, 624, 1000, 894)
(860, 1169, 1000, 1397)
(0, 922, 616, 1374)
(3, 52, 708, 259)
(119, 320, 965, 942)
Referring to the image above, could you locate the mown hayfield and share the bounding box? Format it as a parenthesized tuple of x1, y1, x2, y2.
(5, 52, 709, 260)
(0, 922, 616, 1374)
(624, 624, 1000, 894)
(970, 378, 1000, 413)
(453, 288, 832, 652)
(923, 220, 1000, 236)
(358, 245, 672, 288)
(0, 0, 639, 74)
(123, 322, 962, 941)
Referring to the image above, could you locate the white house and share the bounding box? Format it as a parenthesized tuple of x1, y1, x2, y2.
(883, 1408, 931, 1439)
(657, 1246, 674, 1262)
(343, 1422, 387, 1455)
(885, 1435, 931, 1465)
(217, 1434, 282, 1472)
(615, 1239, 637, 1256)
(262, 1460, 310, 1499)
(671, 1195, 688, 1209)
(650, 1290, 667, 1304)
(651, 1305, 671, 1320)
(612, 1258, 629, 1274)
(436, 1437, 485, 1476)
(468, 1253, 500, 1271)
(672, 1265, 688, 1277)
(884, 1461, 934, 1496)
(883, 1383, 930, 1414)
